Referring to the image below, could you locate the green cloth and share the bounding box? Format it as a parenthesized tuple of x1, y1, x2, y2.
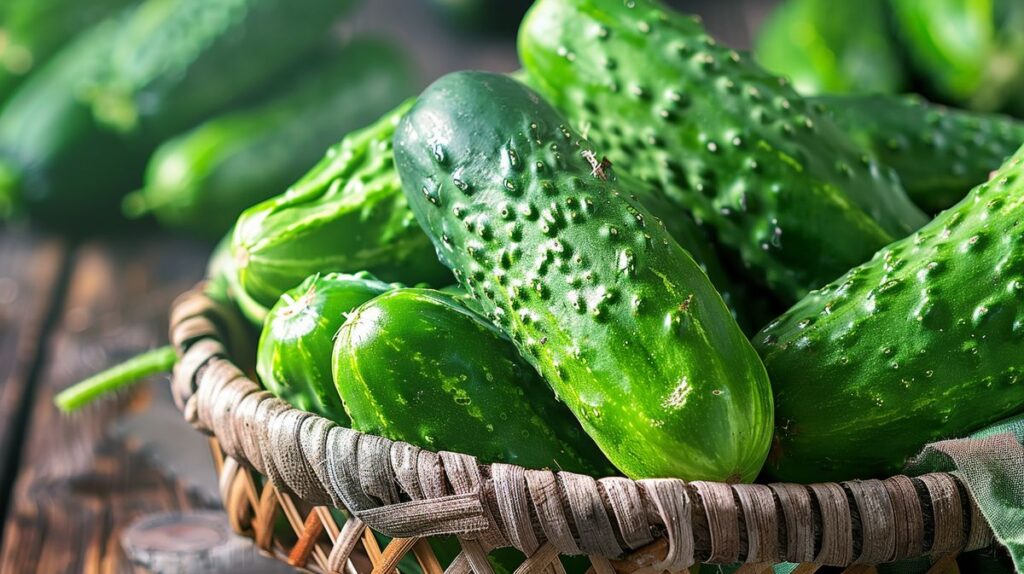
(904, 412, 1024, 572)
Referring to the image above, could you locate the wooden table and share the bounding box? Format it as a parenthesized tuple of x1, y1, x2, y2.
(0, 2, 770, 571)
(0, 227, 221, 572)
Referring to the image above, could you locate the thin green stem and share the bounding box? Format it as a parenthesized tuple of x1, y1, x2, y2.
(54, 345, 177, 413)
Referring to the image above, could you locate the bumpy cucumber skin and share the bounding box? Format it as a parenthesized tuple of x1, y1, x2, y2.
(617, 170, 774, 334)
(131, 38, 414, 239)
(518, 0, 928, 304)
(395, 71, 773, 482)
(0, 0, 353, 229)
(815, 94, 1024, 213)
(232, 100, 453, 310)
(258, 272, 394, 424)
(755, 146, 1024, 482)
(518, 69, 774, 331)
(0, 0, 135, 104)
(754, 0, 906, 96)
(334, 288, 614, 475)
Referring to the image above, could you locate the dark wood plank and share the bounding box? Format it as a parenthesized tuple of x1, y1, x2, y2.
(0, 236, 211, 573)
(0, 227, 69, 527)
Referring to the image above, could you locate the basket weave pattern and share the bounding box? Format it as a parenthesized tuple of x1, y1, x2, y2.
(169, 287, 995, 573)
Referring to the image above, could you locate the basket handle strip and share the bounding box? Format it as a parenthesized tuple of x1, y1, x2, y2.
(845, 480, 896, 564)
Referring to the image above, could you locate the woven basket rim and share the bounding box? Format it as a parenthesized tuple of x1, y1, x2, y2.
(168, 285, 995, 569)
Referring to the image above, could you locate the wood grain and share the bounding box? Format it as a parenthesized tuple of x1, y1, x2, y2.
(0, 236, 210, 573)
(0, 227, 68, 527)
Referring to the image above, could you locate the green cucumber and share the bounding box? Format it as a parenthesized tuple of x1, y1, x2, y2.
(618, 170, 773, 333)
(395, 71, 773, 482)
(0, 0, 136, 104)
(519, 68, 774, 331)
(814, 94, 1024, 213)
(205, 232, 237, 306)
(231, 100, 452, 312)
(891, 0, 1024, 114)
(124, 38, 414, 239)
(518, 0, 928, 304)
(334, 288, 614, 475)
(205, 227, 274, 327)
(0, 0, 355, 229)
(258, 272, 395, 424)
(755, 145, 1024, 482)
(754, 0, 906, 96)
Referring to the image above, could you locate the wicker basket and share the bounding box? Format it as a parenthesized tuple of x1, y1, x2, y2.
(168, 286, 996, 574)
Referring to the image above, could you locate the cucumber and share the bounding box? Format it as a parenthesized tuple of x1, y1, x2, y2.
(258, 272, 395, 424)
(618, 170, 774, 333)
(0, 0, 136, 104)
(755, 145, 1024, 482)
(205, 232, 236, 306)
(814, 94, 1024, 213)
(754, 0, 906, 96)
(394, 71, 773, 482)
(124, 38, 414, 239)
(334, 288, 614, 475)
(232, 100, 453, 312)
(518, 70, 773, 331)
(202, 227, 275, 327)
(892, 0, 1024, 114)
(518, 0, 928, 304)
(0, 0, 355, 230)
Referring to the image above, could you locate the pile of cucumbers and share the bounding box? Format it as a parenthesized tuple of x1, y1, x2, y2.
(0, 0, 414, 236)
(60, 0, 1024, 500)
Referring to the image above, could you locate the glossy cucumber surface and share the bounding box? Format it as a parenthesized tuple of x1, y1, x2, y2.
(815, 94, 1024, 213)
(258, 272, 395, 424)
(519, 0, 928, 304)
(619, 170, 774, 333)
(756, 145, 1024, 482)
(334, 288, 614, 475)
(232, 100, 453, 311)
(395, 71, 773, 482)
(128, 38, 414, 238)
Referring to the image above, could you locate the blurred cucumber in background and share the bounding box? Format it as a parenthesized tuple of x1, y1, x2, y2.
(123, 37, 414, 239)
(813, 94, 1024, 213)
(754, 0, 907, 96)
(891, 0, 1024, 115)
(756, 0, 1024, 119)
(0, 0, 138, 106)
(0, 0, 359, 232)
